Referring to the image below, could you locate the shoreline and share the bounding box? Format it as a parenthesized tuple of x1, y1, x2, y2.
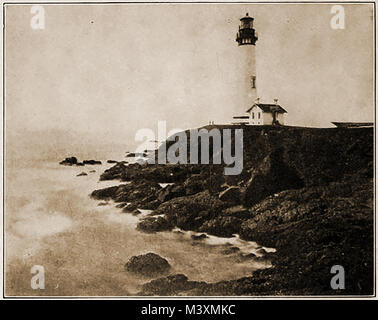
(88, 125, 374, 295)
(6, 161, 270, 296)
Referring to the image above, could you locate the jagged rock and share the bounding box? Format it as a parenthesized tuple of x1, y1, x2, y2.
(219, 186, 242, 204)
(91, 180, 161, 203)
(191, 233, 208, 240)
(183, 174, 204, 195)
(243, 149, 304, 207)
(100, 162, 127, 181)
(157, 184, 185, 203)
(59, 157, 78, 166)
(198, 216, 242, 237)
(92, 126, 373, 295)
(221, 205, 251, 219)
(100, 163, 207, 183)
(154, 191, 228, 232)
(125, 253, 171, 277)
(137, 216, 173, 233)
(122, 203, 138, 213)
(221, 246, 240, 255)
(139, 274, 206, 296)
(219, 183, 229, 192)
(234, 253, 257, 263)
(125, 152, 147, 158)
(91, 186, 119, 200)
(132, 209, 142, 216)
(256, 248, 267, 255)
(83, 160, 102, 165)
(138, 199, 161, 210)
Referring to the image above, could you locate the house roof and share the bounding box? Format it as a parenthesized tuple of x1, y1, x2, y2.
(246, 103, 287, 114)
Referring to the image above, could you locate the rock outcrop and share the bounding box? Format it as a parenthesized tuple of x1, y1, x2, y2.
(59, 157, 78, 166)
(219, 186, 242, 204)
(125, 253, 171, 277)
(91, 180, 162, 204)
(243, 148, 304, 207)
(137, 216, 173, 233)
(95, 126, 373, 295)
(83, 160, 102, 165)
(139, 274, 206, 296)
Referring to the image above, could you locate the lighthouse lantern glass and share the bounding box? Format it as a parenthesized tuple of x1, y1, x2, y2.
(241, 20, 252, 29)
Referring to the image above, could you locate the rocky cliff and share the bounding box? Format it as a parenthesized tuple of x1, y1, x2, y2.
(91, 125, 373, 295)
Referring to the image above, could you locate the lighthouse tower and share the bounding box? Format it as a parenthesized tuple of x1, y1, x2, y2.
(235, 13, 258, 115)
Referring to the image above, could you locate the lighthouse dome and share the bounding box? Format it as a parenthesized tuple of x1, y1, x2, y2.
(240, 13, 254, 21)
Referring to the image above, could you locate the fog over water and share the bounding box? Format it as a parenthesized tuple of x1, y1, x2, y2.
(6, 160, 273, 296)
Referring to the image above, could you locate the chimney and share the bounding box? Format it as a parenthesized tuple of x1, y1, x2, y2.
(274, 98, 278, 105)
(255, 97, 260, 104)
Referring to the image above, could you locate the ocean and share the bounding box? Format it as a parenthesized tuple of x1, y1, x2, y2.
(5, 160, 272, 296)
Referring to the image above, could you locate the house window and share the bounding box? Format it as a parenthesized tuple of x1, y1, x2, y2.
(252, 112, 254, 119)
(251, 76, 256, 89)
(258, 113, 261, 119)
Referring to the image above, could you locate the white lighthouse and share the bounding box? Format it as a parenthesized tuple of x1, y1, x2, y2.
(233, 13, 287, 126)
(236, 13, 258, 115)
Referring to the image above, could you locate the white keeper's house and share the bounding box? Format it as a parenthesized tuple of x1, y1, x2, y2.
(246, 101, 287, 126)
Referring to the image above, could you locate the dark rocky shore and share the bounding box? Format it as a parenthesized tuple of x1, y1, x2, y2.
(90, 125, 374, 296)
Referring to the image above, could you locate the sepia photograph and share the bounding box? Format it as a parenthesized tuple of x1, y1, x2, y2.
(2, 1, 375, 298)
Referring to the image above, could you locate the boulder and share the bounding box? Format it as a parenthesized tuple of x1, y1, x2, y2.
(76, 172, 87, 176)
(125, 253, 171, 277)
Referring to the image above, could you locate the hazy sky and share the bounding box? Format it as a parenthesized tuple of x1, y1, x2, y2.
(5, 3, 374, 160)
